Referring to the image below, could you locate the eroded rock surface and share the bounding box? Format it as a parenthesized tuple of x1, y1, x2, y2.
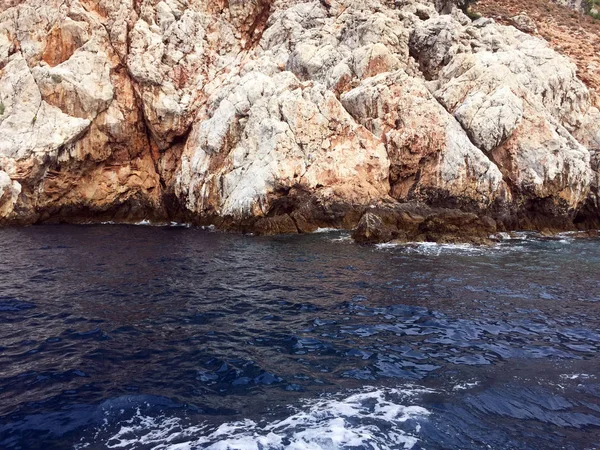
(0, 0, 598, 242)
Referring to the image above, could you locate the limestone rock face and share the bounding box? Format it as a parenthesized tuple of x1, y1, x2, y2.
(0, 170, 20, 218)
(413, 14, 595, 213)
(0, 55, 90, 162)
(176, 70, 389, 220)
(0, 0, 163, 223)
(0, 0, 599, 239)
(341, 70, 507, 208)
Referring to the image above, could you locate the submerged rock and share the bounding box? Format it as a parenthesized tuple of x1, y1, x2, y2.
(352, 204, 496, 245)
(353, 211, 397, 244)
(0, 0, 598, 240)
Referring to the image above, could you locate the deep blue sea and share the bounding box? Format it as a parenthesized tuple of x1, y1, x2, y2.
(0, 225, 599, 449)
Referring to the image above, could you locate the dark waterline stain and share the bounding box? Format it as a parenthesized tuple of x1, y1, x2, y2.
(0, 225, 599, 449)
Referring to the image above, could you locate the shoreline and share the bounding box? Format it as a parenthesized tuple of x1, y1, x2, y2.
(3, 206, 598, 246)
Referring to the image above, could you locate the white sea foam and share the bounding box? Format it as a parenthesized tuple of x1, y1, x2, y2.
(170, 222, 192, 228)
(76, 387, 430, 450)
(492, 232, 514, 240)
(452, 381, 480, 391)
(327, 234, 353, 243)
(556, 230, 600, 237)
(375, 241, 490, 256)
(374, 242, 399, 249)
(313, 227, 338, 233)
(96, 220, 194, 228)
(559, 373, 595, 380)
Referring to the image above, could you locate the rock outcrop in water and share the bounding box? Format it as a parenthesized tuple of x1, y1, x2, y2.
(0, 0, 599, 241)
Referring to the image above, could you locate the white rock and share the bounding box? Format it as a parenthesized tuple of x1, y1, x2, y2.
(341, 70, 507, 206)
(0, 55, 90, 162)
(454, 87, 523, 152)
(0, 170, 21, 219)
(177, 70, 389, 217)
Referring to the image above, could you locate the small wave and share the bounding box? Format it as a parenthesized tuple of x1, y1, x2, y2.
(326, 233, 353, 243)
(452, 381, 480, 391)
(492, 232, 514, 240)
(170, 222, 193, 228)
(559, 373, 596, 380)
(98, 220, 195, 228)
(77, 387, 430, 450)
(313, 227, 338, 233)
(374, 242, 399, 249)
(375, 241, 490, 256)
(556, 230, 600, 237)
(491, 231, 555, 242)
(133, 220, 195, 228)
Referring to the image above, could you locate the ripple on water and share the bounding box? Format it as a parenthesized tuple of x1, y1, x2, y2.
(0, 297, 36, 311)
(0, 226, 599, 449)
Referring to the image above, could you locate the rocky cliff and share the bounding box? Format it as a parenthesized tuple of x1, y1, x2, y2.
(0, 0, 599, 242)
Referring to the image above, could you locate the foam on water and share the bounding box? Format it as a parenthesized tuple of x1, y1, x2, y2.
(374, 242, 400, 249)
(313, 227, 339, 233)
(76, 387, 431, 450)
(452, 381, 480, 391)
(370, 234, 581, 256)
(2, 225, 599, 449)
(374, 241, 491, 256)
(134, 220, 196, 228)
(559, 373, 596, 380)
(325, 232, 353, 243)
(99, 220, 194, 228)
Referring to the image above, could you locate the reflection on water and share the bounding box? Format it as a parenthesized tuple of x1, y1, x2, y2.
(0, 225, 599, 449)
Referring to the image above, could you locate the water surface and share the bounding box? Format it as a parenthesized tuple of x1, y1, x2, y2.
(0, 225, 599, 449)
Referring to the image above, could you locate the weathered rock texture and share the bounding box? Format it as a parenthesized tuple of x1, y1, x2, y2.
(473, 0, 600, 107)
(0, 0, 599, 242)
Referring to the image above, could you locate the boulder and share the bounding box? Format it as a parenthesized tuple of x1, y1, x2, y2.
(509, 13, 538, 34)
(352, 211, 396, 244)
(352, 204, 497, 244)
